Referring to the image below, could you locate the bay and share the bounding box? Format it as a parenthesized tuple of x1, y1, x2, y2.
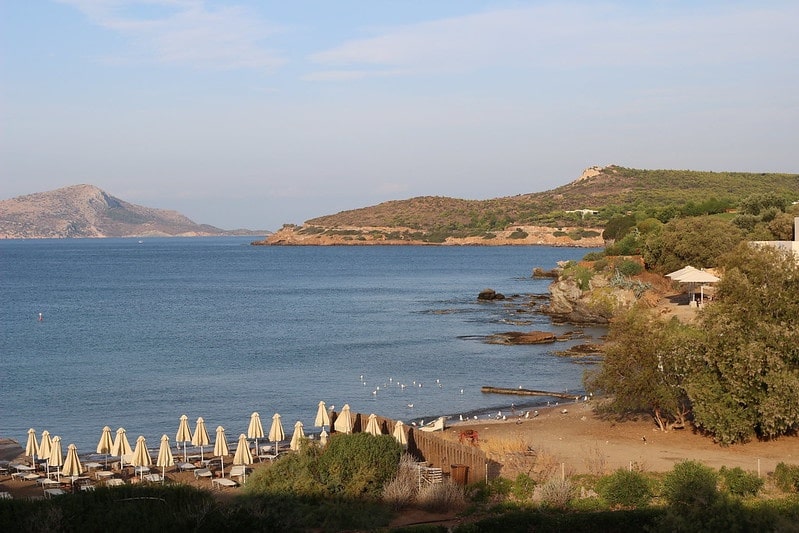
(0, 237, 602, 453)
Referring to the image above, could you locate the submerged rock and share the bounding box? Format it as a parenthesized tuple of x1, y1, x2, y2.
(478, 288, 505, 300)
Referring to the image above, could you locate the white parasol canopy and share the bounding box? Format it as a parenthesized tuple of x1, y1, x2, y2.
(333, 404, 353, 434)
(289, 421, 305, 451)
(96, 425, 113, 469)
(365, 413, 382, 436)
(192, 417, 210, 461)
(131, 435, 152, 481)
(48, 436, 63, 481)
(247, 412, 264, 458)
(269, 413, 285, 454)
(232, 433, 253, 484)
(112, 428, 132, 470)
(392, 420, 407, 447)
(156, 434, 173, 484)
(39, 431, 53, 475)
(175, 415, 192, 463)
(314, 401, 331, 430)
(62, 443, 83, 480)
(214, 426, 229, 477)
(25, 428, 39, 465)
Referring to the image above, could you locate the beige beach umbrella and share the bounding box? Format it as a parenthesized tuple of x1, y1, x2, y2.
(314, 401, 331, 431)
(365, 413, 382, 436)
(97, 425, 114, 469)
(289, 421, 305, 451)
(333, 404, 353, 434)
(131, 435, 152, 481)
(25, 428, 39, 465)
(192, 417, 210, 462)
(319, 429, 328, 446)
(214, 426, 230, 478)
(49, 436, 64, 481)
(156, 435, 173, 484)
(175, 415, 192, 463)
(62, 443, 83, 480)
(232, 433, 253, 484)
(112, 428, 133, 470)
(269, 413, 285, 454)
(247, 412, 264, 458)
(392, 421, 407, 448)
(39, 430, 53, 475)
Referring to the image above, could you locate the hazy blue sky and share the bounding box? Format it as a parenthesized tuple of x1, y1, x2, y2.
(2, 1, 797, 230)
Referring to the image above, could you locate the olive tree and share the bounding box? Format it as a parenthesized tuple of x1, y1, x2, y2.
(643, 216, 745, 273)
(686, 243, 799, 444)
(585, 308, 695, 431)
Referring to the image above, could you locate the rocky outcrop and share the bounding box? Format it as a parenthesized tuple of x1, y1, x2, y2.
(477, 288, 505, 300)
(543, 274, 637, 324)
(485, 331, 557, 345)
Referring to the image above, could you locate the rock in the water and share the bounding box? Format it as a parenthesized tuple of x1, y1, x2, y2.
(478, 288, 505, 300)
(485, 331, 557, 345)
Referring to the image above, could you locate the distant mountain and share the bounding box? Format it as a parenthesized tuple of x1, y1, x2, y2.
(257, 165, 799, 246)
(0, 184, 261, 239)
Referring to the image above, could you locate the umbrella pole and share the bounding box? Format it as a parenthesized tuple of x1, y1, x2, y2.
(221, 456, 224, 478)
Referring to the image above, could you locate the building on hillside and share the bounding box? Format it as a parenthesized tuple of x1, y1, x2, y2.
(751, 216, 799, 260)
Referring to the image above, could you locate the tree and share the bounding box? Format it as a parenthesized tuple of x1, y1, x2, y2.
(642, 216, 745, 273)
(585, 308, 695, 431)
(685, 243, 799, 444)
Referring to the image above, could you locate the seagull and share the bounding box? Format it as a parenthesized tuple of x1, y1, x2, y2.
(459, 414, 464, 421)
(460, 389, 464, 394)
(561, 409, 568, 414)
(372, 390, 377, 396)
(407, 403, 414, 408)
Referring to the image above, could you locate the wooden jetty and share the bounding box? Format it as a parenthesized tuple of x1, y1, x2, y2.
(481, 386, 576, 399)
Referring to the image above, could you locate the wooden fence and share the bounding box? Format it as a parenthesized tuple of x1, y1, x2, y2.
(331, 411, 489, 485)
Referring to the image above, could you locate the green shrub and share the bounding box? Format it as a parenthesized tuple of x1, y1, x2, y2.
(467, 477, 512, 504)
(318, 433, 403, 498)
(509, 228, 529, 239)
(616, 259, 643, 277)
(596, 469, 653, 508)
(662, 460, 719, 509)
(564, 264, 594, 291)
(510, 473, 535, 501)
(582, 251, 605, 262)
(592, 259, 609, 272)
(773, 462, 799, 493)
(719, 466, 764, 497)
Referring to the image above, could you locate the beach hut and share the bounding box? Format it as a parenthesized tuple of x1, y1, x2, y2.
(192, 417, 210, 462)
(333, 404, 353, 434)
(175, 415, 192, 463)
(112, 428, 132, 471)
(289, 421, 305, 451)
(247, 412, 264, 458)
(156, 435, 173, 484)
(365, 413, 382, 436)
(214, 426, 229, 477)
(130, 436, 151, 481)
(268, 413, 285, 454)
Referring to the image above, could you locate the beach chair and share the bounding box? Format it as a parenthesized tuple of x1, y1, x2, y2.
(105, 478, 125, 487)
(229, 465, 247, 480)
(211, 478, 237, 490)
(44, 488, 66, 498)
(0, 492, 11, 500)
(419, 416, 447, 432)
(193, 468, 213, 479)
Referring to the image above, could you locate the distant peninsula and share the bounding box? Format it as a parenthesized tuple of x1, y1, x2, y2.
(0, 184, 263, 239)
(253, 165, 799, 246)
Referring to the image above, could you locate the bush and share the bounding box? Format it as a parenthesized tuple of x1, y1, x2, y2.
(318, 433, 403, 498)
(616, 259, 643, 277)
(773, 462, 799, 493)
(539, 478, 575, 509)
(592, 259, 609, 272)
(719, 466, 763, 497)
(582, 251, 605, 262)
(595, 469, 653, 508)
(416, 482, 466, 512)
(662, 461, 719, 509)
(511, 473, 535, 501)
(381, 454, 419, 509)
(509, 228, 529, 239)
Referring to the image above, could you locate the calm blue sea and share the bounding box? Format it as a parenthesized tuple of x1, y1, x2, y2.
(0, 237, 603, 455)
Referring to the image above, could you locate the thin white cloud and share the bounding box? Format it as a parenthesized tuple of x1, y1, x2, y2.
(308, 3, 799, 78)
(58, 0, 286, 70)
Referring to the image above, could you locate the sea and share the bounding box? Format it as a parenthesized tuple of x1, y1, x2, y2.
(0, 237, 604, 456)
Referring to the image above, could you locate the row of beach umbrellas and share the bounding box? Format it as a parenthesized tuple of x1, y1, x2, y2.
(23, 401, 409, 485)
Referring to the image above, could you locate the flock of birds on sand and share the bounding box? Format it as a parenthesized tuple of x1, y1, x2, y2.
(356, 374, 591, 426)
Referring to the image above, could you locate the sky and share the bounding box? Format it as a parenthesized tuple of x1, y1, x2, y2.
(2, 1, 797, 231)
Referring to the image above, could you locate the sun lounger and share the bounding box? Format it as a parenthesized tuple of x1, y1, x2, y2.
(44, 488, 66, 498)
(143, 474, 162, 483)
(211, 478, 238, 490)
(419, 416, 447, 432)
(105, 478, 125, 487)
(80, 484, 96, 491)
(193, 468, 213, 479)
(177, 462, 196, 471)
(0, 492, 12, 500)
(229, 465, 247, 479)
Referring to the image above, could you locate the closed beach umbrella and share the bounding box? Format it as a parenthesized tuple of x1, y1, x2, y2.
(62, 443, 83, 480)
(319, 429, 328, 446)
(269, 413, 285, 454)
(365, 413, 382, 436)
(289, 421, 305, 451)
(112, 428, 133, 470)
(175, 415, 192, 463)
(232, 433, 253, 484)
(25, 428, 39, 465)
(39, 431, 53, 475)
(315, 401, 330, 430)
(192, 417, 210, 462)
(97, 425, 113, 469)
(156, 435, 173, 484)
(392, 421, 407, 447)
(214, 426, 229, 478)
(247, 412, 264, 458)
(131, 435, 151, 481)
(334, 404, 353, 434)
(49, 436, 63, 481)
